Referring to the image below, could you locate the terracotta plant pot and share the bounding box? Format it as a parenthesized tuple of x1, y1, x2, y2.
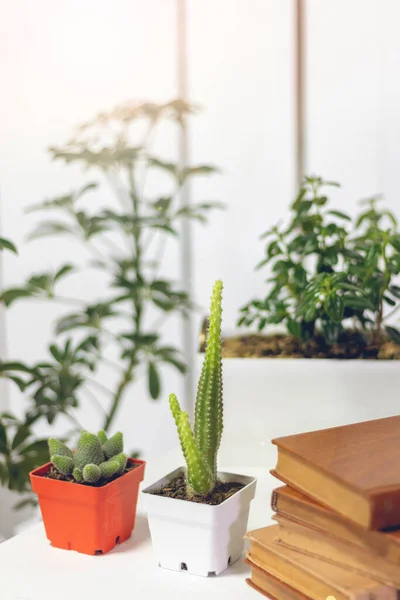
(30, 458, 145, 555)
(142, 467, 257, 577)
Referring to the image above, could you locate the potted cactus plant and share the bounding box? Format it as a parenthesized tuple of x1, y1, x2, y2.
(142, 280, 256, 577)
(30, 430, 145, 555)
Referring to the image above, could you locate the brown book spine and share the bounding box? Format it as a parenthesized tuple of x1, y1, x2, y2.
(271, 489, 278, 512)
(369, 488, 400, 530)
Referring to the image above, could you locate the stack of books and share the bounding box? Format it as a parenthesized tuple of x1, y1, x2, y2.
(245, 415, 400, 599)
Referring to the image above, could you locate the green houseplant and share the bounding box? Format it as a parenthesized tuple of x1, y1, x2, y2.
(30, 429, 145, 555)
(234, 175, 400, 359)
(142, 280, 257, 577)
(0, 99, 221, 497)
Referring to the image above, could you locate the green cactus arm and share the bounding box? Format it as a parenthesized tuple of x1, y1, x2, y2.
(48, 438, 73, 459)
(73, 467, 83, 482)
(169, 393, 190, 466)
(103, 432, 123, 459)
(178, 411, 213, 495)
(194, 280, 223, 476)
(74, 431, 104, 468)
(169, 393, 181, 428)
(83, 464, 101, 483)
(111, 452, 127, 474)
(99, 460, 120, 478)
(97, 430, 108, 444)
(52, 455, 74, 476)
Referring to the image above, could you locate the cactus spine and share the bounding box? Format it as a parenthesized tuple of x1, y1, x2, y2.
(169, 280, 223, 495)
(49, 430, 127, 485)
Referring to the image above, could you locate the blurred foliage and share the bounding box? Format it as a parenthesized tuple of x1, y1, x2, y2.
(239, 175, 400, 346)
(0, 100, 221, 499)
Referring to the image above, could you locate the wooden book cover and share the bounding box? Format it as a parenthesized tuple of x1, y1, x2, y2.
(274, 513, 400, 588)
(245, 525, 397, 600)
(272, 485, 400, 566)
(245, 558, 312, 600)
(271, 415, 400, 529)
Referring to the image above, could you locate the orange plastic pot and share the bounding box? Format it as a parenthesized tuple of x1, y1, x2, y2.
(30, 458, 145, 555)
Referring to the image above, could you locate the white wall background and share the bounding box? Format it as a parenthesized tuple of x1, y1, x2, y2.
(1, 0, 400, 482)
(0, 0, 184, 458)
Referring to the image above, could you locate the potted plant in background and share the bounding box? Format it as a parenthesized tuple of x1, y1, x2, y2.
(142, 280, 257, 577)
(30, 429, 145, 555)
(199, 177, 400, 468)
(236, 175, 400, 357)
(0, 98, 222, 511)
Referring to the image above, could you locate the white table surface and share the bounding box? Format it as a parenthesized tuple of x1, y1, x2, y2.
(0, 449, 277, 600)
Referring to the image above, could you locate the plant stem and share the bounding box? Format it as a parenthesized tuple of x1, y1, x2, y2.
(85, 377, 115, 396)
(82, 385, 107, 415)
(102, 367, 134, 432)
(53, 296, 85, 306)
(102, 164, 143, 433)
(383, 303, 400, 322)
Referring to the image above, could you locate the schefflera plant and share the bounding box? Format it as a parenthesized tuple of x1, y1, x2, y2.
(49, 430, 127, 484)
(169, 279, 223, 496)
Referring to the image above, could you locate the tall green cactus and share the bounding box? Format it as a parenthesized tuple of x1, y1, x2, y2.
(49, 430, 127, 485)
(169, 280, 223, 496)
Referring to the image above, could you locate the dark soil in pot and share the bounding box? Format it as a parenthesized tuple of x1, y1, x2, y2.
(216, 333, 400, 360)
(45, 462, 139, 487)
(151, 475, 245, 505)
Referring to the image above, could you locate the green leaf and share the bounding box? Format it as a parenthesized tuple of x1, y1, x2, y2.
(339, 283, 364, 293)
(147, 157, 178, 178)
(386, 326, 400, 345)
(390, 236, 400, 253)
(7, 375, 27, 391)
(28, 221, 75, 241)
(297, 200, 313, 213)
(0, 412, 18, 422)
(383, 295, 396, 307)
(0, 422, 8, 454)
(49, 344, 62, 362)
(325, 293, 344, 323)
(326, 210, 351, 221)
(162, 356, 187, 374)
(255, 258, 269, 270)
(257, 317, 267, 331)
(1, 288, 34, 306)
(321, 321, 342, 344)
(365, 245, 380, 269)
(267, 241, 282, 258)
(291, 187, 307, 210)
(148, 362, 160, 400)
(389, 285, 400, 299)
(76, 182, 98, 198)
(180, 165, 219, 185)
(19, 439, 48, 456)
(293, 265, 307, 286)
(0, 362, 32, 374)
(0, 237, 17, 254)
(237, 315, 246, 327)
(12, 426, 31, 450)
(54, 264, 75, 282)
(152, 297, 175, 311)
(287, 319, 302, 339)
(14, 497, 38, 511)
(321, 248, 338, 267)
(343, 295, 373, 310)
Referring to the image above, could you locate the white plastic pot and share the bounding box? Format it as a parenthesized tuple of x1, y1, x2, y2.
(142, 467, 257, 577)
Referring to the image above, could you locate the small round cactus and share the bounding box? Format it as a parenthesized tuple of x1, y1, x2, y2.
(83, 464, 101, 483)
(48, 430, 128, 485)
